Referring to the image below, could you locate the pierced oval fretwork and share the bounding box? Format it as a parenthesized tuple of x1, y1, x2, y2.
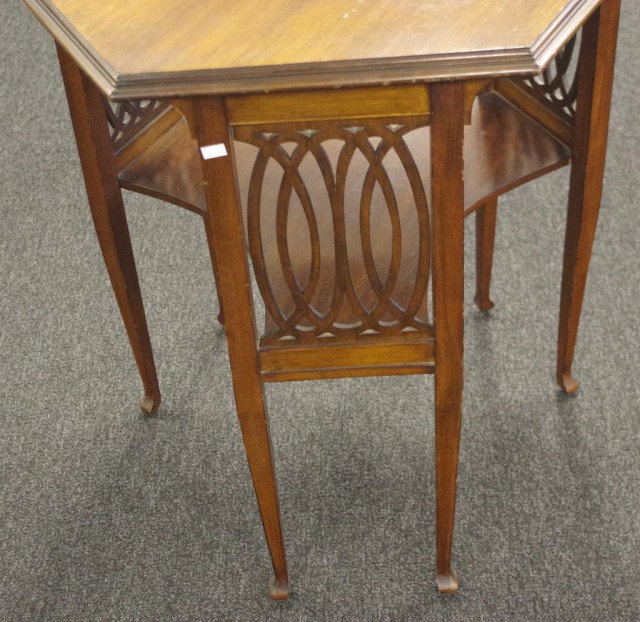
(518, 31, 582, 123)
(105, 99, 170, 151)
(234, 120, 432, 345)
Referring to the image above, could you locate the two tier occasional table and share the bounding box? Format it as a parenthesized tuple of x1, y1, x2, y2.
(24, 0, 621, 598)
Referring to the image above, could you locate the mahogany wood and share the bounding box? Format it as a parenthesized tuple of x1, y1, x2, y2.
(557, 0, 621, 393)
(192, 97, 289, 600)
(57, 44, 161, 415)
(113, 106, 184, 172)
(24, 0, 622, 603)
(202, 215, 225, 326)
(226, 85, 430, 126)
(112, 102, 225, 326)
(260, 338, 435, 383)
(240, 117, 433, 345)
(430, 81, 465, 594)
(118, 117, 206, 216)
(119, 92, 570, 218)
(461, 93, 570, 212)
(24, 0, 600, 98)
(495, 77, 575, 146)
(517, 34, 580, 124)
(106, 99, 171, 153)
(475, 198, 498, 311)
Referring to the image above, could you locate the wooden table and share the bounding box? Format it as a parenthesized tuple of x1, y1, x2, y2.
(24, 0, 621, 599)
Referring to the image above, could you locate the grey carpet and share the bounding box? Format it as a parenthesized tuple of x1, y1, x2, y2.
(1, 2, 639, 620)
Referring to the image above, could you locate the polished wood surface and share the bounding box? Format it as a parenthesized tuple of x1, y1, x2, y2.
(474, 198, 499, 312)
(557, 0, 621, 393)
(24, 0, 621, 603)
(57, 44, 161, 415)
(430, 81, 465, 594)
(193, 97, 290, 600)
(119, 89, 570, 353)
(226, 85, 430, 126)
(260, 337, 434, 382)
(25, 0, 599, 97)
(119, 91, 569, 219)
(118, 111, 207, 216)
(496, 77, 575, 146)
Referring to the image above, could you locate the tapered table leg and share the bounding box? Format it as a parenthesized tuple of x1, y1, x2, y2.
(475, 198, 497, 311)
(557, 0, 621, 394)
(430, 81, 465, 594)
(191, 97, 289, 600)
(202, 215, 225, 326)
(57, 45, 161, 415)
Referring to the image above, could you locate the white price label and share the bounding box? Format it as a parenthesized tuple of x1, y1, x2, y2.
(200, 143, 228, 160)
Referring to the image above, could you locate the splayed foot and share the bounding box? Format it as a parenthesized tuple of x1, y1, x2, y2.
(559, 370, 579, 395)
(268, 575, 289, 600)
(436, 572, 459, 594)
(139, 392, 160, 415)
(474, 294, 495, 312)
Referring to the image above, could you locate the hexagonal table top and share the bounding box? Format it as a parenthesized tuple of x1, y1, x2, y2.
(24, 0, 598, 98)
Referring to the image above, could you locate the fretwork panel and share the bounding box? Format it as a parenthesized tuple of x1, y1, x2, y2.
(105, 99, 170, 151)
(233, 121, 433, 345)
(517, 31, 582, 123)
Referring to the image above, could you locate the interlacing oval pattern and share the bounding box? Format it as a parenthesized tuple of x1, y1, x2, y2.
(233, 121, 432, 345)
(519, 32, 581, 123)
(105, 99, 170, 150)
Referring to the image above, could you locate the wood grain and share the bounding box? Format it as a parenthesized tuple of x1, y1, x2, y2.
(119, 91, 569, 221)
(260, 338, 435, 382)
(226, 85, 429, 126)
(28, 0, 621, 601)
(430, 81, 465, 594)
(556, 0, 621, 394)
(57, 44, 161, 415)
(24, 0, 599, 97)
(495, 77, 575, 146)
(474, 198, 498, 311)
(192, 97, 289, 600)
